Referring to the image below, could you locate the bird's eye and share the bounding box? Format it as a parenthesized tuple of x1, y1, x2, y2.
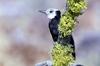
(50, 11, 53, 13)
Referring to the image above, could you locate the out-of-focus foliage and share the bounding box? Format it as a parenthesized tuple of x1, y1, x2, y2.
(52, 0, 87, 66)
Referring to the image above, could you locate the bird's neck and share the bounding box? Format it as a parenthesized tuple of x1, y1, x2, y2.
(49, 16, 61, 26)
(55, 15, 61, 20)
(49, 11, 61, 24)
(55, 10, 61, 20)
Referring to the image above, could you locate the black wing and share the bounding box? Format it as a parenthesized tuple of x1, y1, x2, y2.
(49, 19, 59, 42)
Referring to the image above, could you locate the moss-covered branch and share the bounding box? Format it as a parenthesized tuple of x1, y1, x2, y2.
(52, 43, 75, 66)
(51, 0, 87, 66)
(59, 0, 87, 37)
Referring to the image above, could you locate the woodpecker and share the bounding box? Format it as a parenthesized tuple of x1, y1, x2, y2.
(39, 8, 75, 59)
(39, 8, 61, 42)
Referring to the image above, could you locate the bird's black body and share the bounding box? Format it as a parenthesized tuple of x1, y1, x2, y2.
(48, 10, 76, 59)
(49, 11, 61, 42)
(39, 8, 76, 59)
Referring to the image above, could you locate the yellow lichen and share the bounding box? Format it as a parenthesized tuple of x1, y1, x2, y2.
(51, 0, 87, 66)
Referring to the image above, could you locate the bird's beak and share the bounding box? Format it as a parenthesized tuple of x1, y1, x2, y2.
(38, 10, 47, 15)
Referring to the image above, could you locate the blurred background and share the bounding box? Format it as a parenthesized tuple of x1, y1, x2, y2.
(0, 0, 100, 66)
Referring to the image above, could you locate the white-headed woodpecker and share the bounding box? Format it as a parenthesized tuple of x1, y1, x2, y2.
(39, 8, 61, 42)
(39, 8, 75, 58)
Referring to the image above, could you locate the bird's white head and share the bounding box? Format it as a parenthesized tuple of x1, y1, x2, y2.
(39, 8, 61, 19)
